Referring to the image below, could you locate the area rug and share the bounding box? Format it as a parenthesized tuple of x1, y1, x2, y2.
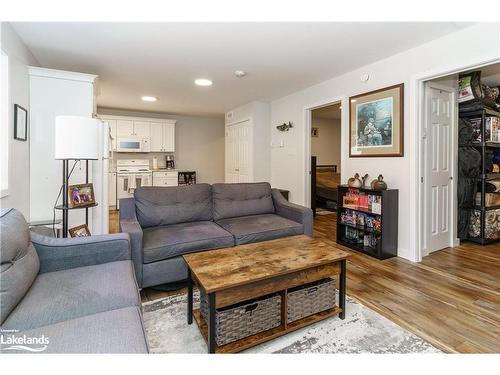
(142, 292, 440, 353)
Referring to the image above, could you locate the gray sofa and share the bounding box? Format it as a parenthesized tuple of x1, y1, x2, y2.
(0, 208, 148, 354)
(119, 182, 313, 288)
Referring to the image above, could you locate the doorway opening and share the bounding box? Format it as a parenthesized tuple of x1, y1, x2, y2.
(421, 62, 500, 257)
(308, 102, 342, 217)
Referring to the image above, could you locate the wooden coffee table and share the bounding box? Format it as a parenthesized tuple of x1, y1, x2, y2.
(183, 235, 350, 353)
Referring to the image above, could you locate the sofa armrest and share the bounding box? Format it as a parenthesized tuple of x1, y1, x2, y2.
(31, 231, 131, 274)
(272, 189, 313, 237)
(119, 198, 144, 287)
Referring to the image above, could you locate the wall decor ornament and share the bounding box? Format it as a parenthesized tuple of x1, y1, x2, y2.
(276, 121, 293, 132)
(14, 104, 28, 141)
(349, 83, 404, 157)
(371, 175, 388, 190)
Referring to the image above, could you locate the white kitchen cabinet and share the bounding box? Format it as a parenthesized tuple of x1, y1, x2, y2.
(97, 115, 176, 152)
(150, 122, 164, 152)
(150, 122, 176, 152)
(117, 120, 134, 137)
(133, 121, 151, 137)
(152, 171, 178, 186)
(108, 172, 117, 207)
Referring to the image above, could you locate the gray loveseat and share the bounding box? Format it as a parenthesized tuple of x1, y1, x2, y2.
(119, 182, 313, 288)
(0, 208, 148, 354)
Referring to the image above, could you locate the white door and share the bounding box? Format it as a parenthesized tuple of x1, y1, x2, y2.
(163, 123, 175, 152)
(150, 122, 163, 151)
(225, 119, 252, 182)
(236, 121, 252, 182)
(225, 124, 240, 182)
(426, 84, 454, 252)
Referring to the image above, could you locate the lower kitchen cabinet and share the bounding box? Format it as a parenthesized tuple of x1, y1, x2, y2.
(152, 171, 178, 187)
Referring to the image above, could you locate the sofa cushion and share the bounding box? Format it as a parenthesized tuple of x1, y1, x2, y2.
(2, 260, 140, 331)
(0, 209, 40, 325)
(7, 307, 148, 353)
(216, 214, 303, 245)
(212, 182, 275, 221)
(142, 221, 234, 263)
(134, 184, 213, 228)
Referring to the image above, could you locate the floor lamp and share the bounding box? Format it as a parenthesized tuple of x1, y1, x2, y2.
(55, 116, 100, 237)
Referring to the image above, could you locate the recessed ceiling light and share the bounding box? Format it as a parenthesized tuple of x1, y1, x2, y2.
(234, 70, 247, 78)
(194, 78, 213, 87)
(141, 96, 157, 102)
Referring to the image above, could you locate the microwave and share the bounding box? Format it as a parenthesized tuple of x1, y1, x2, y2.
(116, 137, 151, 153)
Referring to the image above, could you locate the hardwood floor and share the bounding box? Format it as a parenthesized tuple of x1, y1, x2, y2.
(109, 209, 500, 353)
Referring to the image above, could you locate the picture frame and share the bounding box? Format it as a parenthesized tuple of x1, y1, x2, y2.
(311, 127, 319, 138)
(14, 104, 28, 141)
(349, 83, 404, 157)
(68, 183, 96, 208)
(68, 224, 91, 238)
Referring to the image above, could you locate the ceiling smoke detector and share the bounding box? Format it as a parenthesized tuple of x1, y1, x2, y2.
(234, 70, 247, 78)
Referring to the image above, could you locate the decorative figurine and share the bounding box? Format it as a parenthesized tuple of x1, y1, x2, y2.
(370, 174, 388, 190)
(348, 173, 363, 188)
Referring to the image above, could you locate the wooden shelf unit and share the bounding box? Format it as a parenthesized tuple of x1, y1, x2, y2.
(336, 185, 398, 260)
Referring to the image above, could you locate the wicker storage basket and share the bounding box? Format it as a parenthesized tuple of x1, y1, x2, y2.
(200, 293, 281, 346)
(287, 278, 336, 323)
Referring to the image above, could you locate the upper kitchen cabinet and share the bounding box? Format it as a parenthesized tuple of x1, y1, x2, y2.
(116, 120, 134, 137)
(116, 120, 150, 137)
(133, 121, 151, 138)
(98, 115, 176, 153)
(150, 121, 176, 152)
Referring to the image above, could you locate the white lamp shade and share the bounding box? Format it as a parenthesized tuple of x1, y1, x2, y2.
(55, 116, 101, 160)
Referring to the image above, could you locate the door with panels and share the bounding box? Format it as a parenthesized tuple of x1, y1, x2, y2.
(425, 84, 454, 253)
(225, 119, 252, 183)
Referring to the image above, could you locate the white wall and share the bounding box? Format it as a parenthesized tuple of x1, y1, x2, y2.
(269, 23, 500, 261)
(0, 23, 39, 217)
(311, 117, 341, 170)
(98, 108, 225, 184)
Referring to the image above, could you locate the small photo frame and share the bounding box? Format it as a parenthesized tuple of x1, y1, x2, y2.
(69, 224, 91, 237)
(311, 127, 319, 138)
(14, 104, 28, 141)
(68, 183, 96, 208)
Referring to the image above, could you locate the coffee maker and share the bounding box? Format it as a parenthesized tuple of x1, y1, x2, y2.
(166, 155, 175, 169)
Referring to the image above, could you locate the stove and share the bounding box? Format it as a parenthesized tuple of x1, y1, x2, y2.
(116, 159, 152, 209)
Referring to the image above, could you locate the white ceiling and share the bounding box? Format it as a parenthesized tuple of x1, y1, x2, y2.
(11, 22, 471, 116)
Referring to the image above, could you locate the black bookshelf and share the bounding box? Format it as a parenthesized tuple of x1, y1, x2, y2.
(459, 107, 500, 245)
(336, 185, 398, 260)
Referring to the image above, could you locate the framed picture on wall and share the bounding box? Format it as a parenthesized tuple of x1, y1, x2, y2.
(349, 83, 404, 157)
(14, 104, 28, 141)
(311, 127, 319, 137)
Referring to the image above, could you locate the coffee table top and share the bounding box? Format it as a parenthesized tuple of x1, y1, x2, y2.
(183, 235, 350, 293)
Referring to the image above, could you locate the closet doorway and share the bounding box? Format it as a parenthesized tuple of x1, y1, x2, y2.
(421, 63, 500, 256)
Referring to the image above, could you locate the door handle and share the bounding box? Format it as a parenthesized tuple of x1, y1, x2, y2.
(449, 176, 453, 180)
